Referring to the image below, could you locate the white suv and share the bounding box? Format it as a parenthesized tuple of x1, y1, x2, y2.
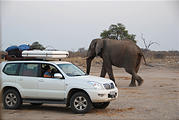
(0, 60, 118, 114)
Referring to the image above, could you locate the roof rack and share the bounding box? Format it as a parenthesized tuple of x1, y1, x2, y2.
(5, 55, 45, 61)
(5, 50, 69, 61)
(5, 55, 63, 61)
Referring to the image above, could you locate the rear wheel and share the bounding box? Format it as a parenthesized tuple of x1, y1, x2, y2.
(93, 102, 110, 109)
(3, 89, 22, 109)
(70, 92, 92, 114)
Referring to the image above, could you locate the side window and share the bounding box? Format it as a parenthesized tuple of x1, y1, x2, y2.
(20, 63, 39, 77)
(41, 64, 60, 78)
(3, 63, 20, 75)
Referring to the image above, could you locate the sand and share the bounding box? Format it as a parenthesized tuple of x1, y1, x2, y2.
(1, 63, 179, 120)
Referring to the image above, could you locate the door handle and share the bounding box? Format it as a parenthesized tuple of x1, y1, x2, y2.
(39, 79, 44, 82)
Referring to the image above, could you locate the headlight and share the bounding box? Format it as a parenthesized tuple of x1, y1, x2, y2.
(103, 83, 111, 89)
(103, 83, 115, 89)
(88, 81, 103, 90)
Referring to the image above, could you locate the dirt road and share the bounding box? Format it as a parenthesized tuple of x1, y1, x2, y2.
(2, 64, 179, 120)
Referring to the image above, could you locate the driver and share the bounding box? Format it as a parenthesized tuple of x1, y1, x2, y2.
(44, 65, 52, 78)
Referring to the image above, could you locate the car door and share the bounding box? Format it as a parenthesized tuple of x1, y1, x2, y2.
(38, 63, 65, 99)
(18, 63, 40, 98)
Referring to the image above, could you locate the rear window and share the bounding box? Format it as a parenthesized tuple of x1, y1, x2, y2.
(3, 63, 20, 75)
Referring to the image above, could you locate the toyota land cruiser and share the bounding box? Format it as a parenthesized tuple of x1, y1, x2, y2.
(0, 60, 118, 114)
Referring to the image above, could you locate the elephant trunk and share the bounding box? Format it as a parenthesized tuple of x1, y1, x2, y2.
(86, 57, 94, 75)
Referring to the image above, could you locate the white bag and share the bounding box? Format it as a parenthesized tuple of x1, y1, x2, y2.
(22, 50, 69, 59)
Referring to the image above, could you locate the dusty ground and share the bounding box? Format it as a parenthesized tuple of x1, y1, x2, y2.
(1, 62, 179, 120)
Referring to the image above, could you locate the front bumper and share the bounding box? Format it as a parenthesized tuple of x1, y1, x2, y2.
(85, 87, 118, 102)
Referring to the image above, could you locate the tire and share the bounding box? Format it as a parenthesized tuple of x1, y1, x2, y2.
(93, 102, 110, 109)
(30, 103, 43, 106)
(70, 92, 92, 114)
(3, 89, 22, 109)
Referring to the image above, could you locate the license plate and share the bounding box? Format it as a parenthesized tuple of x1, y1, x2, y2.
(110, 91, 116, 96)
(108, 91, 117, 98)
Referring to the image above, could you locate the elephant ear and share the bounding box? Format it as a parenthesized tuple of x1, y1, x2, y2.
(95, 39, 103, 56)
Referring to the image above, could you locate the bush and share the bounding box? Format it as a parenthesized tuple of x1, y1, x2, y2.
(153, 53, 166, 59)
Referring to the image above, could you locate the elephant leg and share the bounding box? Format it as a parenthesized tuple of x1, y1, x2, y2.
(128, 67, 139, 87)
(103, 61, 115, 83)
(100, 63, 106, 77)
(132, 72, 143, 86)
(125, 68, 136, 87)
(134, 55, 143, 86)
(129, 76, 136, 87)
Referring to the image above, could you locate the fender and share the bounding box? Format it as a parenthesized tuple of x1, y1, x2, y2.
(1, 82, 24, 97)
(65, 85, 90, 98)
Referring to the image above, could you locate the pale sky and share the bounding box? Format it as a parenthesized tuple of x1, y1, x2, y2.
(1, 0, 179, 51)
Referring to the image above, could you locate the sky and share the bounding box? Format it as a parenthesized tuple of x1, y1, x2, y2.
(1, 0, 179, 51)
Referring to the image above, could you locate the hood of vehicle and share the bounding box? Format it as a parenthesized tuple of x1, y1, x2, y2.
(71, 75, 114, 84)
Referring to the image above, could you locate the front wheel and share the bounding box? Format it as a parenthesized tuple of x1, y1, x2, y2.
(70, 92, 92, 114)
(3, 89, 22, 109)
(93, 102, 110, 109)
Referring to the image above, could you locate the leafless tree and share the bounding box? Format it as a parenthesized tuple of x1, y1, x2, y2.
(141, 33, 159, 50)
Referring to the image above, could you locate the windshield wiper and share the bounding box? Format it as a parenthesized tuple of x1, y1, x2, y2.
(72, 75, 82, 76)
(72, 74, 87, 76)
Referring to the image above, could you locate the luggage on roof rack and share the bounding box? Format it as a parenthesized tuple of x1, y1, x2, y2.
(22, 50, 69, 58)
(5, 46, 22, 57)
(5, 50, 69, 61)
(5, 44, 30, 58)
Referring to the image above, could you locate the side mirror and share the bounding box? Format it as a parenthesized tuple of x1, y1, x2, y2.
(54, 73, 63, 79)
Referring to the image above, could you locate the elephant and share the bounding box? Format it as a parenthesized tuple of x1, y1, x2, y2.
(86, 38, 149, 87)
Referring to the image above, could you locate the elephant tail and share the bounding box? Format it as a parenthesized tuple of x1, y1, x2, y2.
(140, 53, 154, 67)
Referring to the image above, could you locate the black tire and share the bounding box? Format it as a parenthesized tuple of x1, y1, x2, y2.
(70, 92, 92, 114)
(93, 102, 110, 109)
(3, 89, 22, 109)
(30, 103, 43, 106)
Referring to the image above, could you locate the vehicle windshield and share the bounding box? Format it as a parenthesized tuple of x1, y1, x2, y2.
(57, 64, 86, 77)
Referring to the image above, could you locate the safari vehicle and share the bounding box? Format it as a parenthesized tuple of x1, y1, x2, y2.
(0, 50, 118, 114)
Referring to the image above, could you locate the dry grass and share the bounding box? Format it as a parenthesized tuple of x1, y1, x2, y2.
(63, 57, 103, 67)
(63, 56, 179, 69)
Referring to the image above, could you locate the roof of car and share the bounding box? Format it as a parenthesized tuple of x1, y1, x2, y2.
(1, 60, 71, 64)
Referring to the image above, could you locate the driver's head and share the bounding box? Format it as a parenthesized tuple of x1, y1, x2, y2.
(45, 65, 50, 71)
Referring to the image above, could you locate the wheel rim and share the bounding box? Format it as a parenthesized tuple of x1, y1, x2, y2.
(5, 93, 17, 107)
(74, 96, 87, 111)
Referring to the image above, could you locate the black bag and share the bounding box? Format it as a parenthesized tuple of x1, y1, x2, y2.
(7, 48, 22, 57)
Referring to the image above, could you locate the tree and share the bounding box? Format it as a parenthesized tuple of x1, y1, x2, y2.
(141, 33, 159, 50)
(78, 47, 86, 53)
(100, 23, 136, 43)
